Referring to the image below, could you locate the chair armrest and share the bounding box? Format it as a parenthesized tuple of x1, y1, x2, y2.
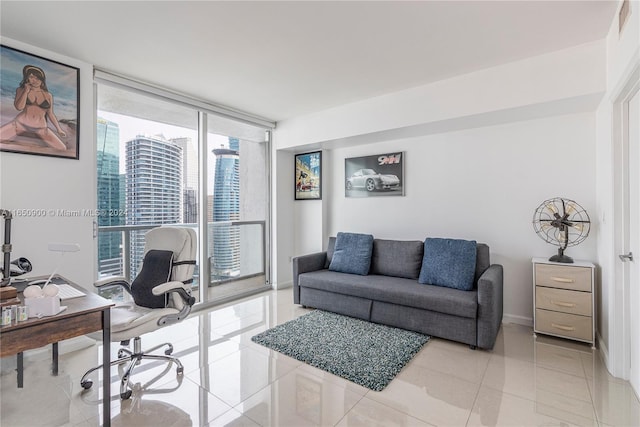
(292, 251, 327, 304)
(476, 264, 504, 349)
(152, 280, 196, 305)
(154, 280, 196, 326)
(151, 280, 190, 295)
(94, 276, 132, 295)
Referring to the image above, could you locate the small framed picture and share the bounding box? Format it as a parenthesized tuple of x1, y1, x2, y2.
(345, 152, 404, 197)
(295, 151, 322, 200)
(0, 44, 80, 160)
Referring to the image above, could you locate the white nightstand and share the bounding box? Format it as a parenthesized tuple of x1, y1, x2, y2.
(532, 258, 596, 348)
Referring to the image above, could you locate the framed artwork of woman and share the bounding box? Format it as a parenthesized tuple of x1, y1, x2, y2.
(0, 45, 80, 160)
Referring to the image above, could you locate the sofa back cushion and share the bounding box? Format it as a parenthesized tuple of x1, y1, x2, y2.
(326, 236, 490, 284)
(475, 243, 490, 283)
(370, 239, 424, 279)
(329, 232, 374, 275)
(418, 238, 477, 291)
(324, 236, 337, 268)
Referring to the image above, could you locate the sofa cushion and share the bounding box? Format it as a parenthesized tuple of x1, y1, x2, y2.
(298, 270, 478, 318)
(370, 239, 423, 279)
(329, 232, 374, 275)
(324, 236, 337, 269)
(418, 238, 477, 291)
(475, 243, 490, 283)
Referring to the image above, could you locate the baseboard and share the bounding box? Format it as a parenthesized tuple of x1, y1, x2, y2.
(503, 313, 533, 327)
(597, 330, 611, 373)
(274, 280, 293, 290)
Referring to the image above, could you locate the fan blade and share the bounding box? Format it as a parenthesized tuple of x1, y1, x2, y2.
(541, 224, 554, 232)
(565, 202, 576, 215)
(545, 203, 558, 214)
(572, 223, 584, 231)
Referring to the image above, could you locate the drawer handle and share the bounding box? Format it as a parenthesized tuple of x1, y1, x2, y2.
(551, 300, 576, 308)
(551, 276, 574, 283)
(551, 323, 575, 331)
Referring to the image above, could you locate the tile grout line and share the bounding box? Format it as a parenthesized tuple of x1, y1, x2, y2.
(464, 349, 493, 426)
(331, 392, 367, 426)
(581, 351, 604, 426)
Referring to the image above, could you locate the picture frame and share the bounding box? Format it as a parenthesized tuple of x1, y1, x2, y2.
(345, 152, 405, 197)
(295, 151, 322, 200)
(0, 44, 80, 160)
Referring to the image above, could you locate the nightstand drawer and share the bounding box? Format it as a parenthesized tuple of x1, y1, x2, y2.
(535, 309, 592, 341)
(535, 286, 592, 316)
(534, 264, 591, 292)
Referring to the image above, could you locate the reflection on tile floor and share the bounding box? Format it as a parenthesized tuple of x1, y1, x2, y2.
(1, 289, 639, 426)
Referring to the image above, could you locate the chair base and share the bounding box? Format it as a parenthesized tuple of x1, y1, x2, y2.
(80, 336, 184, 399)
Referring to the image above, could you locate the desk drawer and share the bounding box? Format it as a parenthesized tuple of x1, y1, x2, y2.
(535, 309, 592, 342)
(535, 286, 592, 316)
(535, 264, 591, 292)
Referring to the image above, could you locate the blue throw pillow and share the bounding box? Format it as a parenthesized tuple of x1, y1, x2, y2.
(418, 238, 477, 291)
(329, 232, 374, 275)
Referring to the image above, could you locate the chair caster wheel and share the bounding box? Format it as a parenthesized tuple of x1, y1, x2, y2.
(120, 390, 132, 400)
(81, 379, 93, 390)
(118, 350, 127, 358)
(177, 366, 184, 375)
(164, 345, 173, 356)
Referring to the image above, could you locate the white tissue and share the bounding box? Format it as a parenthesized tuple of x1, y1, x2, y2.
(23, 285, 43, 298)
(42, 284, 59, 297)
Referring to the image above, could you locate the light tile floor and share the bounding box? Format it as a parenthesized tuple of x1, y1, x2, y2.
(1, 288, 639, 426)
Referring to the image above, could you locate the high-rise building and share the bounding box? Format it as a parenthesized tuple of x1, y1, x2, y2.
(96, 117, 123, 276)
(171, 137, 198, 224)
(126, 135, 183, 277)
(211, 137, 240, 279)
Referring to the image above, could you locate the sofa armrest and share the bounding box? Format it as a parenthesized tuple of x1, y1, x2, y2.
(476, 264, 504, 349)
(292, 251, 327, 304)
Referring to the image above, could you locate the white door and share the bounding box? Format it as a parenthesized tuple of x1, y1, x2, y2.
(628, 87, 639, 395)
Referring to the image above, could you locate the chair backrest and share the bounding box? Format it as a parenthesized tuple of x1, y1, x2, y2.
(142, 227, 197, 308)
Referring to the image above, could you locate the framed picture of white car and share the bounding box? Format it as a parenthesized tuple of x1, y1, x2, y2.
(345, 152, 404, 197)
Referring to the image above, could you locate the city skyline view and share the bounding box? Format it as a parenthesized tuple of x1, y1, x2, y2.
(97, 112, 243, 284)
(99, 110, 229, 194)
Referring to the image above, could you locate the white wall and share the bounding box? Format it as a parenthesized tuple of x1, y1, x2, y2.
(326, 113, 596, 324)
(271, 149, 294, 288)
(595, 0, 640, 376)
(274, 41, 606, 324)
(0, 38, 95, 289)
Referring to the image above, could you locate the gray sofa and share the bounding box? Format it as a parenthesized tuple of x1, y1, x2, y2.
(292, 237, 504, 349)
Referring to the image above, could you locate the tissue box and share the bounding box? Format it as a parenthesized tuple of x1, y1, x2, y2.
(25, 296, 61, 317)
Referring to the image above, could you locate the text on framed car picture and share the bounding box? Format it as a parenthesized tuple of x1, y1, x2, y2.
(295, 151, 322, 200)
(345, 152, 404, 198)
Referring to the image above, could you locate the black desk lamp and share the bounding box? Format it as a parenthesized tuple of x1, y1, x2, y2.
(1, 209, 12, 287)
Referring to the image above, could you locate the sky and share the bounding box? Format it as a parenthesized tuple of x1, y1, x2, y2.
(98, 110, 230, 191)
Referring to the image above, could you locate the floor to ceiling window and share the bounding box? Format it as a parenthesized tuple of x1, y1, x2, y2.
(95, 73, 272, 306)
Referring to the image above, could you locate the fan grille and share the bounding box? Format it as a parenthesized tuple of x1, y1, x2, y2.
(532, 197, 590, 248)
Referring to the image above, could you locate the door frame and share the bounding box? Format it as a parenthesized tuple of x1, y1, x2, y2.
(611, 60, 640, 381)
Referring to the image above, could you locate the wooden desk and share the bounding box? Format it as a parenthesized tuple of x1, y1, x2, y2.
(0, 276, 114, 426)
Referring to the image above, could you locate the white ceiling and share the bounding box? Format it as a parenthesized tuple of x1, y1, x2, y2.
(0, 1, 618, 122)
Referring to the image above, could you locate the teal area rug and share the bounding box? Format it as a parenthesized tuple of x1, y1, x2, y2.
(251, 310, 430, 391)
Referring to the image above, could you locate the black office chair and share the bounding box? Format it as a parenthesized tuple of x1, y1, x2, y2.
(80, 227, 197, 399)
